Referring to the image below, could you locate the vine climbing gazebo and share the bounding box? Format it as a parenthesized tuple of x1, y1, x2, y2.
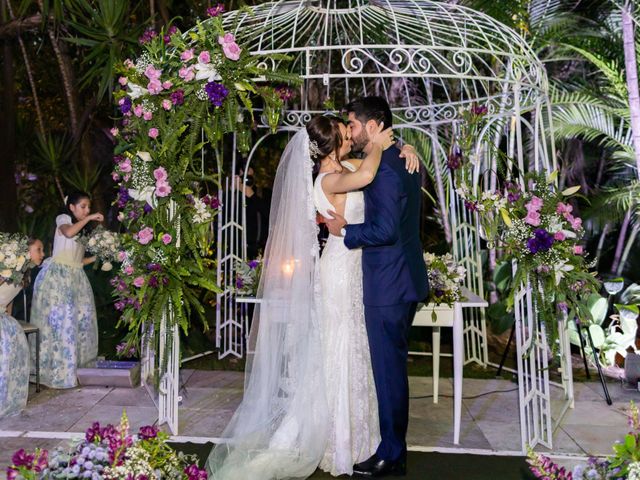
(156, 0, 572, 451)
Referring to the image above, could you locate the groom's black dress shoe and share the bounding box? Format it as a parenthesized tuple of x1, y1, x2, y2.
(353, 454, 407, 477)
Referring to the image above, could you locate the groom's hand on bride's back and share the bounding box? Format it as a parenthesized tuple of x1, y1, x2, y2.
(326, 210, 347, 237)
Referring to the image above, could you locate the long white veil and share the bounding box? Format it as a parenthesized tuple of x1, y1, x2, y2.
(206, 129, 329, 479)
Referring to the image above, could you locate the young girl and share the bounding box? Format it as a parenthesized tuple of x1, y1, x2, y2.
(0, 238, 45, 416)
(31, 192, 103, 388)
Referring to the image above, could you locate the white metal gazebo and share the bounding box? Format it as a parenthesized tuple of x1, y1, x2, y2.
(153, 0, 573, 452)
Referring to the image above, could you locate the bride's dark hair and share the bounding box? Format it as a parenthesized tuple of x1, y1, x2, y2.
(306, 115, 343, 165)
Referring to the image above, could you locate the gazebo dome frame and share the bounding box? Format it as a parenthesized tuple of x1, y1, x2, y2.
(149, 0, 572, 453)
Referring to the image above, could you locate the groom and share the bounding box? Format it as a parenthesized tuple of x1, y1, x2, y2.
(326, 96, 429, 477)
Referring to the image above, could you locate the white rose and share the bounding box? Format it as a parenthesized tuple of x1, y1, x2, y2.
(88, 238, 97, 247)
(136, 151, 152, 163)
(101, 262, 113, 272)
(15, 255, 25, 271)
(0, 269, 12, 278)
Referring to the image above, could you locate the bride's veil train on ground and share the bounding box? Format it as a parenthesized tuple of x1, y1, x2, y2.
(206, 129, 330, 479)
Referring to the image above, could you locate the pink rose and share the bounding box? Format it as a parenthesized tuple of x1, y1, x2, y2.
(143, 110, 153, 121)
(218, 33, 241, 61)
(111, 173, 120, 182)
(117, 251, 127, 262)
(556, 202, 573, 215)
(133, 104, 144, 117)
(118, 76, 128, 86)
(179, 66, 195, 81)
(110, 127, 119, 137)
(198, 50, 211, 64)
(553, 231, 566, 241)
(180, 49, 194, 61)
(153, 167, 168, 182)
(144, 65, 162, 80)
(162, 80, 173, 89)
(138, 227, 154, 245)
(123, 174, 131, 182)
(148, 128, 159, 139)
(147, 79, 162, 95)
(524, 211, 541, 226)
(119, 158, 132, 173)
(571, 216, 582, 230)
(124, 265, 134, 275)
(162, 99, 172, 111)
(573, 245, 584, 255)
(155, 182, 172, 197)
(124, 58, 134, 68)
(161, 233, 172, 245)
(133, 276, 145, 288)
(526, 196, 543, 212)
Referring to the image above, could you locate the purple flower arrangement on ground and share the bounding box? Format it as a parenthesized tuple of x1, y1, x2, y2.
(110, 7, 298, 351)
(527, 402, 640, 480)
(7, 412, 207, 479)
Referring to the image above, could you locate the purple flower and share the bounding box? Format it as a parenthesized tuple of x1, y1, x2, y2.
(170, 89, 185, 106)
(204, 82, 229, 107)
(206, 3, 225, 17)
(146, 263, 162, 272)
(139, 28, 157, 44)
(463, 200, 477, 212)
(526, 228, 554, 254)
(185, 464, 208, 480)
(85, 422, 102, 442)
(275, 85, 294, 102)
(138, 425, 159, 440)
(143, 203, 153, 214)
(148, 276, 159, 288)
(248, 260, 259, 269)
(11, 449, 34, 467)
(472, 104, 488, 116)
(119, 96, 132, 114)
(236, 276, 244, 289)
(115, 301, 126, 311)
(163, 25, 177, 44)
(557, 302, 568, 314)
(203, 194, 220, 209)
(447, 145, 462, 170)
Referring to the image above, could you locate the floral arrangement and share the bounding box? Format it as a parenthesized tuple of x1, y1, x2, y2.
(424, 253, 466, 308)
(456, 171, 599, 338)
(6, 412, 207, 480)
(527, 402, 640, 479)
(0, 233, 32, 285)
(79, 226, 121, 272)
(234, 257, 262, 296)
(110, 6, 297, 350)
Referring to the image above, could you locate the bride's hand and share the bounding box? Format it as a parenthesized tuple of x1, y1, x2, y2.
(369, 123, 394, 152)
(399, 144, 420, 174)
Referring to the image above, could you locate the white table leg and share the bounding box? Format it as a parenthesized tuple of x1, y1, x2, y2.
(432, 326, 441, 404)
(453, 303, 463, 445)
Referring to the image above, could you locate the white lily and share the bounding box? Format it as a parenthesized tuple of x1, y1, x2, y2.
(128, 186, 156, 208)
(128, 82, 148, 100)
(194, 62, 221, 82)
(136, 151, 152, 162)
(554, 261, 574, 286)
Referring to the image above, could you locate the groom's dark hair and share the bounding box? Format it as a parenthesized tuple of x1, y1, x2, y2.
(345, 96, 393, 129)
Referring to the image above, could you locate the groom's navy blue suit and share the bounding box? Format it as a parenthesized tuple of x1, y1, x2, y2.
(344, 145, 429, 462)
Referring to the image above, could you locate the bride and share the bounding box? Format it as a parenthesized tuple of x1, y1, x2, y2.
(206, 115, 418, 479)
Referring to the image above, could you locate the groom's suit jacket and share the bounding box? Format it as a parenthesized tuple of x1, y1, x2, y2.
(344, 145, 429, 306)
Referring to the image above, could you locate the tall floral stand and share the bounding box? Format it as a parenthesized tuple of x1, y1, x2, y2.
(514, 280, 575, 451)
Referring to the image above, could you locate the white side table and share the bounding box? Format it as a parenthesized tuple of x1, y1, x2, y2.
(410, 288, 487, 444)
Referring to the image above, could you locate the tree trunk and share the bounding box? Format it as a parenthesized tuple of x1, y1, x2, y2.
(617, 221, 640, 276)
(611, 209, 632, 273)
(622, 1, 640, 179)
(4, 0, 44, 135)
(0, 26, 18, 230)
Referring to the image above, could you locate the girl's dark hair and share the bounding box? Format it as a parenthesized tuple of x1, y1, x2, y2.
(306, 115, 343, 168)
(63, 191, 91, 223)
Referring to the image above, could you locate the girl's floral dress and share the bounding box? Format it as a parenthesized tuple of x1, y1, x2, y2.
(0, 282, 30, 416)
(31, 214, 98, 388)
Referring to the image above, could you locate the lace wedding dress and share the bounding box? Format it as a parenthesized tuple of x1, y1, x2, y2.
(313, 172, 380, 476)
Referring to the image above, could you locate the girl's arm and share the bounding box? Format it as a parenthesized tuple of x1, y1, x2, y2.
(82, 256, 97, 266)
(59, 213, 104, 238)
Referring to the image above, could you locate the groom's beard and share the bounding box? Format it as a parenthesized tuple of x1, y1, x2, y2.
(351, 130, 369, 154)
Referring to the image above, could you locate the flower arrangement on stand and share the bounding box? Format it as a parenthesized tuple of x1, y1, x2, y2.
(111, 6, 298, 351)
(7, 412, 207, 480)
(79, 226, 121, 272)
(423, 253, 466, 321)
(234, 257, 262, 297)
(0, 233, 33, 285)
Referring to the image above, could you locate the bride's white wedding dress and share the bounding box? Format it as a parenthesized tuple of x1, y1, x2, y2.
(313, 172, 380, 476)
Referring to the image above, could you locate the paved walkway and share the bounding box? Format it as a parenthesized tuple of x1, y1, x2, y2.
(0, 370, 634, 470)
